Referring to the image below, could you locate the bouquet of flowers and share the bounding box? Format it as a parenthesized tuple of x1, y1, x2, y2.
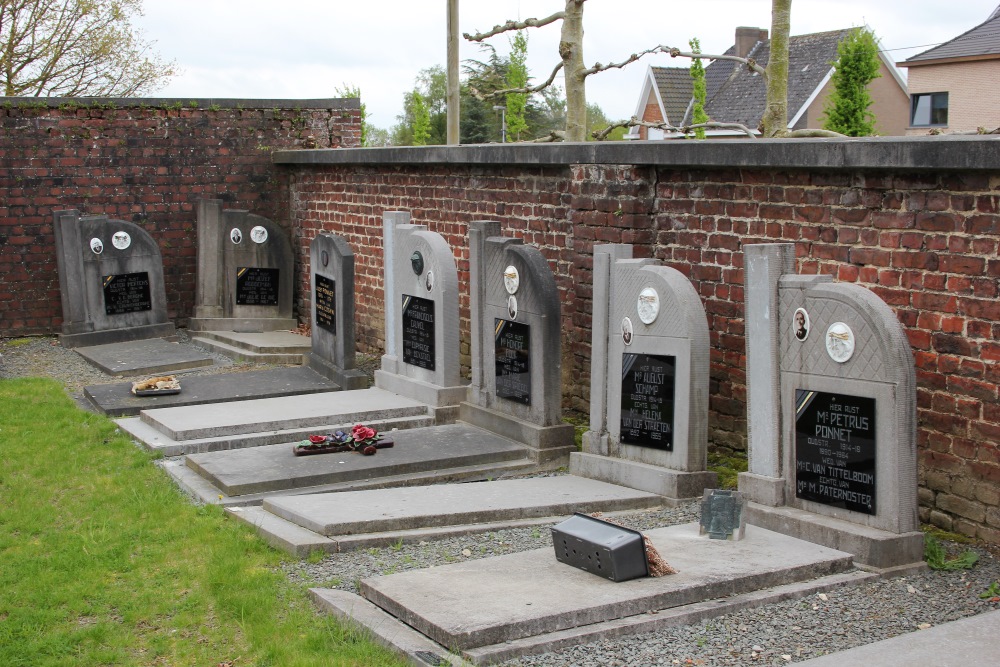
(296, 423, 390, 456)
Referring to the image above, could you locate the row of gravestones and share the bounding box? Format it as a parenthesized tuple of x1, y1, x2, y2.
(52, 203, 921, 570)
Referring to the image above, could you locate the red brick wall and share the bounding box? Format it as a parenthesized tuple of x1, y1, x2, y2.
(283, 159, 1000, 544)
(0, 98, 360, 334)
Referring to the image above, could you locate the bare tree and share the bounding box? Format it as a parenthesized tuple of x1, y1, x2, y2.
(466, 0, 838, 141)
(0, 0, 176, 97)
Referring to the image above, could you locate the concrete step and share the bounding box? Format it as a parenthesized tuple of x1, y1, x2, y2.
(183, 423, 533, 497)
(357, 523, 856, 653)
(194, 330, 312, 354)
(86, 366, 341, 417)
(137, 388, 429, 441)
(118, 413, 433, 457)
(190, 335, 306, 364)
(266, 476, 662, 537)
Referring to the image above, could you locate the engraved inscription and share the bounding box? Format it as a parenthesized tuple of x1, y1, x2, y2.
(402, 295, 435, 370)
(314, 274, 336, 334)
(795, 390, 876, 515)
(102, 272, 152, 315)
(620, 353, 676, 450)
(495, 319, 531, 405)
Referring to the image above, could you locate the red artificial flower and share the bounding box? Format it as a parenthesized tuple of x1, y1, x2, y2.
(352, 424, 376, 441)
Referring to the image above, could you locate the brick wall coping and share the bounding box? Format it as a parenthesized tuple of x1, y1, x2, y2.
(273, 135, 1000, 171)
(2, 96, 358, 110)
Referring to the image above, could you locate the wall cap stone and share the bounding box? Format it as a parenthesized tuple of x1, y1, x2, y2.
(2, 96, 358, 110)
(273, 135, 1000, 171)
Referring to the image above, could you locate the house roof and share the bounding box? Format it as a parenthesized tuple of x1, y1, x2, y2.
(651, 67, 693, 125)
(901, 7, 1000, 65)
(704, 29, 852, 129)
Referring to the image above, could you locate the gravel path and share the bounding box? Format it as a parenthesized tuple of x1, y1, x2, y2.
(3, 334, 999, 666)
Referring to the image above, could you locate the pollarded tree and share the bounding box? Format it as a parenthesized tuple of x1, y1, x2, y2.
(822, 27, 881, 136)
(0, 0, 176, 97)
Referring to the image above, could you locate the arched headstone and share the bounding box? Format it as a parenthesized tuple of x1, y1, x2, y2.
(575, 243, 716, 501)
(54, 210, 175, 348)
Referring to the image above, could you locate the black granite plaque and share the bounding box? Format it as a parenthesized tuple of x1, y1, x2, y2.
(402, 294, 435, 370)
(795, 390, 877, 515)
(495, 319, 531, 405)
(236, 267, 280, 306)
(314, 274, 336, 334)
(620, 353, 676, 450)
(102, 272, 152, 315)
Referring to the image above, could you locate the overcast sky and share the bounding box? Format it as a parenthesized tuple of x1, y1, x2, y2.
(136, 1, 998, 132)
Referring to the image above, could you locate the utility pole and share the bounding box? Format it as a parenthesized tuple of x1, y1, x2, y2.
(493, 105, 507, 143)
(446, 0, 460, 144)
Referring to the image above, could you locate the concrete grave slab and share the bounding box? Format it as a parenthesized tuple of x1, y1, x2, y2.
(375, 211, 468, 420)
(184, 423, 533, 497)
(576, 244, 716, 501)
(263, 476, 662, 537)
(73, 337, 213, 377)
(85, 366, 340, 417)
(359, 523, 854, 651)
(460, 221, 575, 462)
(189, 199, 296, 333)
(138, 387, 425, 441)
(306, 233, 367, 389)
(53, 209, 175, 348)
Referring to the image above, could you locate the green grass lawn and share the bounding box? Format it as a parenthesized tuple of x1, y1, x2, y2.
(0, 378, 405, 667)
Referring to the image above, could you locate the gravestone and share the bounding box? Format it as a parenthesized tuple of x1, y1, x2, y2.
(305, 234, 367, 389)
(53, 209, 176, 348)
(374, 211, 467, 421)
(459, 221, 575, 462)
(574, 244, 716, 502)
(188, 199, 295, 332)
(738, 243, 923, 572)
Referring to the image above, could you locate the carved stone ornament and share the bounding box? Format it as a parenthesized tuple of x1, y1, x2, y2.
(637, 286, 659, 325)
(825, 322, 856, 363)
(503, 265, 520, 294)
(250, 225, 268, 244)
(112, 231, 131, 250)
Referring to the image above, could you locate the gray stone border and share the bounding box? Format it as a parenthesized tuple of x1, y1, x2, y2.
(4, 96, 357, 110)
(274, 135, 1000, 171)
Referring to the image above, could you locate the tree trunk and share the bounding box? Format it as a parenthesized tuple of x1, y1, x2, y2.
(760, 0, 791, 137)
(561, 1, 587, 142)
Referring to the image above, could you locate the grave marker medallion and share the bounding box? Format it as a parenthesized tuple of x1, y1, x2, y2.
(102, 272, 153, 315)
(494, 318, 531, 405)
(620, 352, 676, 450)
(314, 274, 336, 334)
(235, 267, 279, 306)
(401, 294, 436, 370)
(794, 389, 876, 515)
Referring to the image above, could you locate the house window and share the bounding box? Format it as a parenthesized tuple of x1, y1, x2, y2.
(910, 92, 948, 126)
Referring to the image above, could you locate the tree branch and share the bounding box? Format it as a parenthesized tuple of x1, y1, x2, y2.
(469, 61, 564, 99)
(463, 11, 565, 42)
(582, 45, 670, 77)
(665, 47, 768, 80)
(591, 117, 758, 140)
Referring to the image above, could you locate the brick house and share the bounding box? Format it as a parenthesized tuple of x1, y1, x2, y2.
(629, 26, 909, 138)
(898, 5, 1000, 135)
